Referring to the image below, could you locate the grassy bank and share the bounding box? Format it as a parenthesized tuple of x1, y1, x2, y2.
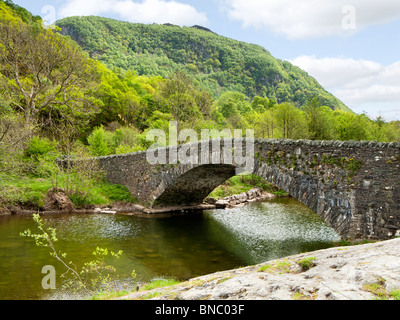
(0, 171, 137, 211)
(208, 174, 288, 200)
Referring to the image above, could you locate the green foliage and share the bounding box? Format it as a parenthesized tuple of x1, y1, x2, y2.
(297, 257, 317, 271)
(0, 172, 52, 207)
(273, 102, 307, 139)
(87, 126, 113, 156)
(97, 183, 138, 203)
(87, 125, 151, 157)
(0, 5, 100, 131)
(1, 0, 41, 24)
(258, 259, 292, 273)
(208, 174, 288, 199)
(304, 97, 335, 140)
(363, 278, 400, 300)
(141, 278, 181, 291)
(21, 136, 60, 178)
(56, 16, 350, 111)
(24, 136, 58, 161)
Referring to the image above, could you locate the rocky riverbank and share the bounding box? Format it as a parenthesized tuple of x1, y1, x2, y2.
(118, 238, 400, 300)
(0, 187, 274, 216)
(205, 187, 276, 209)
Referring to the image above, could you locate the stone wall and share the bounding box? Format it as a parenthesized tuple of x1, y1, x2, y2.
(252, 139, 400, 240)
(89, 139, 399, 240)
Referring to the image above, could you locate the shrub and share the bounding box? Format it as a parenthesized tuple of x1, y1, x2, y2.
(297, 257, 317, 271)
(87, 126, 113, 157)
(24, 136, 58, 161)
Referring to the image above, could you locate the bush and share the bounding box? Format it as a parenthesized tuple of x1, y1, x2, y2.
(297, 257, 316, 271)
(23, 136, 60, 178)
(87, 126, 113, 157)
(24, 136, 58, 161)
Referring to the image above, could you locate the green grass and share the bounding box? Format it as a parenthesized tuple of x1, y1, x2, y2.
(363, 278, 400, 300)
(90, 279, 181, 300)
(91, 290, 133, 300)
(68, 180, 138, 207)
(0, 172, 137, 209)
(208, 174, 288, 199)
(297, 257, 317, 271)
(140, 279, 181, 291)
(390, 290, 400, 300)
(258, 259, 292, 274)
(0, 172, 53, 208)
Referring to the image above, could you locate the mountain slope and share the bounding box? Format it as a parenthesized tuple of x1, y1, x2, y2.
(57, 16, 350, 111)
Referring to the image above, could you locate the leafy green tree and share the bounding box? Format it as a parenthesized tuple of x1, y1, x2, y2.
(217, 91, 252, 116)
(386, 121, 400, 142)
(252, 110, 276, 139)
(273, 103, 307, 139)
(333, 111, 372, 141)
(370, 116, 393, 142)
(87, 126, 113, 156)
(251, 96, 270, 113)
(0, 5, 100, 129)
(304, 97, 334, 140)
(156, 72, 203, 124)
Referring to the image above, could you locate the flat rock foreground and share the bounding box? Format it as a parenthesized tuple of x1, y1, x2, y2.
(119, 238, 400, 300)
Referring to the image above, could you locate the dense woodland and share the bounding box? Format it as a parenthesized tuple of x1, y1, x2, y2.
(56, 15, 351, 111)
(0, 0, 399, 209)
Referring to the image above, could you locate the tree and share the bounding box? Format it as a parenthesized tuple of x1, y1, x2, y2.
(258, 110, 276, 139)
(87, 126, 113, 156)
(248, 110, 275, 139)
(251, 96, 270, 113)
(156, 71, 203, 125)
(333, 111, 372, 141)
(0, 8, 99, 129)
(387, 121, 400, 142)
(217, 91, 252, 115)
(273, 103, 307, 139)
(304, 97, 334, 140)
(0, 108, 31, 173)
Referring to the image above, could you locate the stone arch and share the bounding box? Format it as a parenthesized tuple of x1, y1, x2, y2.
(152, 164, 237, 207)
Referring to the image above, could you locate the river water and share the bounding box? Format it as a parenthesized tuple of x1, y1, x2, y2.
(0, 198, 340, 300)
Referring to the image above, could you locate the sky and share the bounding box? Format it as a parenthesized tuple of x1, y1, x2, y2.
(13, 0, 400, 121)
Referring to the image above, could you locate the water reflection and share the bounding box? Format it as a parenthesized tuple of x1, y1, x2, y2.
(0, 198, 339, 300)
(204, 198, 340, 265)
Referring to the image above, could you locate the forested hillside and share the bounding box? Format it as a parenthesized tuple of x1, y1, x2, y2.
(56, 16, 350, 111)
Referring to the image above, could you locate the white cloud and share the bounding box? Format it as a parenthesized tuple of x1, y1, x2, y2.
(59, 0, 209, 26)
(221, 0, 400, 39)
(290, 56, 383, 89)
(290, 56, 400, 120)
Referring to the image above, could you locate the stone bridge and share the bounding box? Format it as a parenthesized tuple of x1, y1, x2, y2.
(94, 139, 400, 240)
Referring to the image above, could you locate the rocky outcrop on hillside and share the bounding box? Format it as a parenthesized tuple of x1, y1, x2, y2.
(119, 238, 400, 300)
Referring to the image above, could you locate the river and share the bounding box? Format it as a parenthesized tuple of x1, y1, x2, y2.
(0, 198, 340, 300)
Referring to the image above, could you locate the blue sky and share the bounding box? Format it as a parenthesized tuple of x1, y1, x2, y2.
(13, 0, 400, 121)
